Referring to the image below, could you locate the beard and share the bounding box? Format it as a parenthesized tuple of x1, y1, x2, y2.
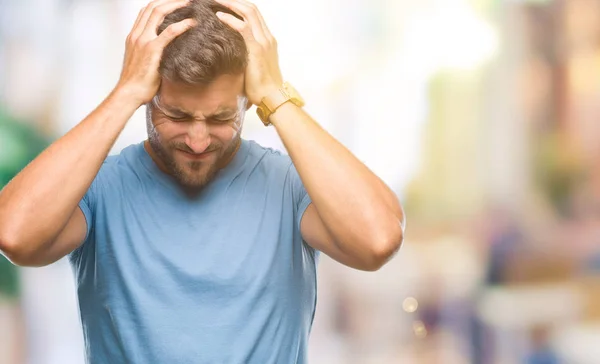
(148, 134, 241, 192)
(145, 102, 244, 193)
(147, 129, 241, 193)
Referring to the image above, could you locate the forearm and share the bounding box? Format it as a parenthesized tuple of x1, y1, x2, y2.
(271, 102, 405, 257)
(0, 87, 138, 250)
(0, 0, 197, 261)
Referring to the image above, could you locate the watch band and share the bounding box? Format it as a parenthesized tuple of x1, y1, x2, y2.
(256, 82, 303, 126)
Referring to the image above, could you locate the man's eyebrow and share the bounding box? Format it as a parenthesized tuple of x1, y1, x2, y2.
(161, 104, 193, 116)
(153, 97, 192, 116)
(207, 108, 238, 119)
(153, 96, 237, 119)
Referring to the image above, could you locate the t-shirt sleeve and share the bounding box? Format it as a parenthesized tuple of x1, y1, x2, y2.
(69, 176, 99, 266)
(286, 163, 320, 263)
(287, 163, 312, 233)
(68, 173, 102, 269)
(78, 177, 99, 244)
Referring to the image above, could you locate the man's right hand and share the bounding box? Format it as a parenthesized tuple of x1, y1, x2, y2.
(0, 0, 199, 267)
(116, 0, 196, 107)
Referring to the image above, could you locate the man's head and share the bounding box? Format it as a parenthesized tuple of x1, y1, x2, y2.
(146, 0, 248, 191)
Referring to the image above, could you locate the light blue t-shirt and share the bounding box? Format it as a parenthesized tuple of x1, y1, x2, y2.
(69, 139, 319, 364)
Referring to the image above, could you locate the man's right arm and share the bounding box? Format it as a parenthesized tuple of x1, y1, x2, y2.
(0, 0, 196, 267)
(0, 90, 139, 267)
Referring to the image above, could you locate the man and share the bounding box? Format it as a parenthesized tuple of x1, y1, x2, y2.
(0, 0, 405, 362)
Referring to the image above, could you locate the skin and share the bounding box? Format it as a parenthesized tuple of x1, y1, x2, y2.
(0, 0, 197, 266)
(145, 76, 247, 194)
(0, 0, 405, 271)
(214, 0, 406, 270)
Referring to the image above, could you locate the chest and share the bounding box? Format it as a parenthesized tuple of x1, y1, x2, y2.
(92, 176, 301, 305)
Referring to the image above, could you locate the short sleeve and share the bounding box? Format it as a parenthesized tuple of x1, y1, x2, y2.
(287, 163, 312, 233)
(78, 177, 99, 244)
(69, 176, 99, 265)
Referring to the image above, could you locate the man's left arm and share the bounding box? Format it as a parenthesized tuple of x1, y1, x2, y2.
(216, 0, 405, 271)
(273, 103, 405, 271)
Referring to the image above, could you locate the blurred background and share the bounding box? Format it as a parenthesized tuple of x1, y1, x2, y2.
(1, 0, 600, 363)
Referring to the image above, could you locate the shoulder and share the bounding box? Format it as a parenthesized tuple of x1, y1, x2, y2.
(94, 143, 144, 185)
(245, 140, 293, 174)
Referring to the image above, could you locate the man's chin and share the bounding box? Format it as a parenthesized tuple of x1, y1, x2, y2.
(175, 175, 210, 191)
(174, 165, 217, 189)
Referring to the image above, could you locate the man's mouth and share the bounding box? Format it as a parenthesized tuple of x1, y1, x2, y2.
(177, 149, 216, 160)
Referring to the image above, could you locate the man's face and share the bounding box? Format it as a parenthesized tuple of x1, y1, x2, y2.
(146, 74, 247, 191)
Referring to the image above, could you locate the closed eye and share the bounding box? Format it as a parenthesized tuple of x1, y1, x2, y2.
(163, 113, 192, 122)
(170, 116, 191, 122)
(210, 115, 238, 124)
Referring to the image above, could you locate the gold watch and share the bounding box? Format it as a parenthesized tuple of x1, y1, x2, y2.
(256, 82, 305, 126)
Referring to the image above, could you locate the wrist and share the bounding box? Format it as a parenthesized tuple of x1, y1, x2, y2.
(268, 101, 298, 128)
(256, 83, 281, 104)
(255, 81, 305, 126)
(112, 83, 150, 109)
(106, 86, 145, 115)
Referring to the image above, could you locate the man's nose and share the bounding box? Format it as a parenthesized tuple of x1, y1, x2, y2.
(185, 121, 211, 154)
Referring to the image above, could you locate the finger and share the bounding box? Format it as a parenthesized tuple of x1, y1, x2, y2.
(142, 0, 191, 40)
(130, 0, 173, 41)
(213, 0, 268, 45)
(131, 7, 146, 34)
(127, 6, 146, 44)
(235, 0, 273, 41)
(216, 11, 255, 42)
(154, 18, 197, 48)
(215, 11, 244, 32)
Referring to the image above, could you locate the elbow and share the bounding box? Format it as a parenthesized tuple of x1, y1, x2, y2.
(0, 231, 39, 267)
(0, 232, 22, 266)
(362, 224, 404, 272)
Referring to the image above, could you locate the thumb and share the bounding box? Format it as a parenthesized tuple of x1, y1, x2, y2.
(155, 18, 197, 48)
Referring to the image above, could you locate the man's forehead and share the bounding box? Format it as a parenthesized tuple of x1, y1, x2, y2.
(161, 75, 244, 97)
(156, 95, 238, 114)
(156, 89, 242, 116)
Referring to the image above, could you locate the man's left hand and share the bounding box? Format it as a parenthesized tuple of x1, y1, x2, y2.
(214, 0, 283, 106)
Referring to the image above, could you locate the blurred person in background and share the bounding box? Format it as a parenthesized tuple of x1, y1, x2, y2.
(525, 326, 559, 364)
(0, 0, 405, 363)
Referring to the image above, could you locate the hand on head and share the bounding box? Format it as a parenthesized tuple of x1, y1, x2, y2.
(117, 0, 196, 107)
(214, 0, 284, 106)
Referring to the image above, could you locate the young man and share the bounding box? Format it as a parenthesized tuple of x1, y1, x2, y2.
(0, 0, 405, 362)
